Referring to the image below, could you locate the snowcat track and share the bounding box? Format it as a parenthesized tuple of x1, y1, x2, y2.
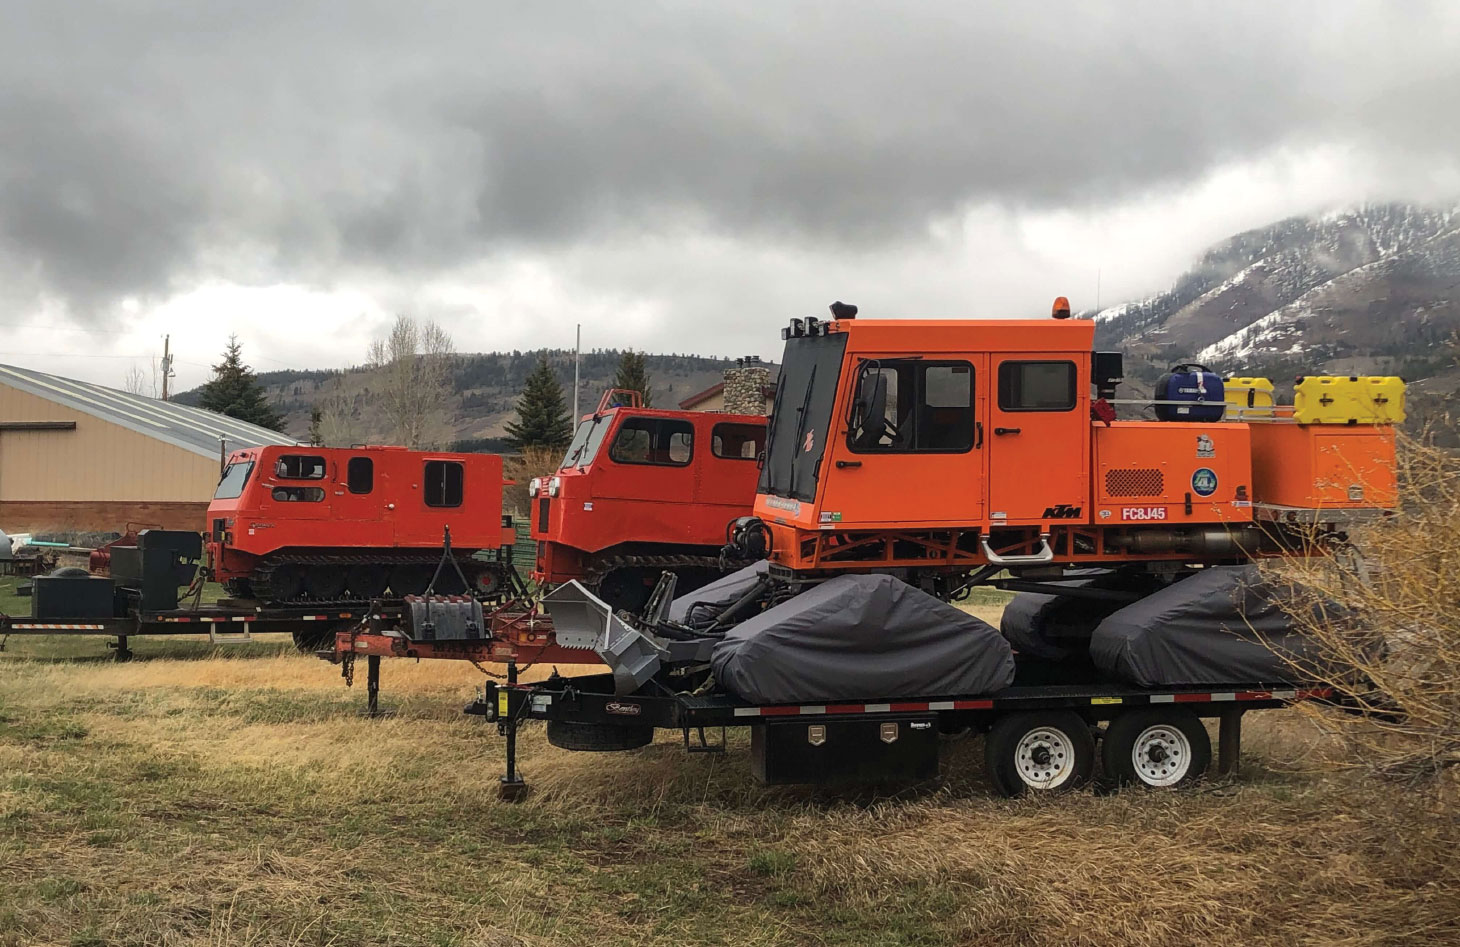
(251, 551, 510, 607)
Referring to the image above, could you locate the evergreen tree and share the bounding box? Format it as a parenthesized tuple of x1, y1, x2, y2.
(197, 336, 285, 431)
(504, 354, 573, 451)
(613, 349, 654, 407)
(307, 408, 323, 446)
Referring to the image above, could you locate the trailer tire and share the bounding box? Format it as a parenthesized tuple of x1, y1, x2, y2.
(50, 566, 92, 578)
(984, 711, 1095, 797)
(1101, 709, 1210, 789)
(546, 720, 654, 752)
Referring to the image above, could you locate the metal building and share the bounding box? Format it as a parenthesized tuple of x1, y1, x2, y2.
(0, 364, 294, 533)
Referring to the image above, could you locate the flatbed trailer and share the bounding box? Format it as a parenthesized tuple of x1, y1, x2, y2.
(0, 603, 373, 660)
(465, 669, 1337, 799)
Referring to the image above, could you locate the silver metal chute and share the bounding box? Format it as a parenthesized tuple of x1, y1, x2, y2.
(541, 580, 714, 694)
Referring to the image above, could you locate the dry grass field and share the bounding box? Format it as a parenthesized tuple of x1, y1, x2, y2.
(2, 621, 1457, 947)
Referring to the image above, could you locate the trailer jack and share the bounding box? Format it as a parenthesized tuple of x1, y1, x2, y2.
(497, 663, 530, 802)
(683, 726, 726, 754)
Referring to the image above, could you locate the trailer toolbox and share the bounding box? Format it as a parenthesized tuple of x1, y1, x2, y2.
(1249, 423, 1397, 511)
(1223, 376, 1275, 418)
(1293, 376, 1406, 425)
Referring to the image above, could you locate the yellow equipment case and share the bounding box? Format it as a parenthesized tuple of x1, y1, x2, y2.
(1223, 376, 1275, 418)
(1293, 376, 1406, 425)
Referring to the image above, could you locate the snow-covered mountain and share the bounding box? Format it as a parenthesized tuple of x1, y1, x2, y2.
(1091, 203, 1460, 385)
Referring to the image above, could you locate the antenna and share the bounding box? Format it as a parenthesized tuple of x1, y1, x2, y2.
(572, 324, 582, 420)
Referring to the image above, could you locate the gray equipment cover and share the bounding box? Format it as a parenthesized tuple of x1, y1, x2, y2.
(669, 560, 769, 625)
(1089, 565, 1328, 687)
(1001, 593, 1080, 661)
(999, 571, 1124, 661)
(711, 573, 1016, 704)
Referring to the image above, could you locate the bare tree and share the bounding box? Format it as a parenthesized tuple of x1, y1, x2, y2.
(123, 363, 151, 397)
(316, 391, 362, 448)
(1271, 434, 1460, 782)
(367, 315, 456, 449)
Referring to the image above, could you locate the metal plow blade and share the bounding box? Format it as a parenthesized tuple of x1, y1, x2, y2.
(541, 581, 668, 694)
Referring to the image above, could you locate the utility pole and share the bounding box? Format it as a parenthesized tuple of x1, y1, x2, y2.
(160, 335, 174, 401)
(572, 323, 581, 420)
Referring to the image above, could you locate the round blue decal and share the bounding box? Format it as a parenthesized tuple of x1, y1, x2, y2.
(1191, 467, 1218, 497)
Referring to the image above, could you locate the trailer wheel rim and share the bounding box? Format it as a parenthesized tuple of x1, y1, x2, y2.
(1130, 725, 1191, 787)
(1014, 727, 1076, 790)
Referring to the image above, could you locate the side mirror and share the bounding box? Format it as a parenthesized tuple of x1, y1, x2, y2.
(849, 361, 878, 430)
(849, 366, 889, 448)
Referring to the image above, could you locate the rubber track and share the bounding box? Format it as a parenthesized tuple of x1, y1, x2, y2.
(251, 551, 507, 606)
(581, 553, 731, 593)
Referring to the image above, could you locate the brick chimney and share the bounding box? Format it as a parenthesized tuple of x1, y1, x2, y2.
(723, 356, 770, 416)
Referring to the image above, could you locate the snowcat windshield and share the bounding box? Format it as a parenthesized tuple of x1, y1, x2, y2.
(214, 461, 254, 499)
(758, 332, 848, 502)
(560, 414, 613, 469)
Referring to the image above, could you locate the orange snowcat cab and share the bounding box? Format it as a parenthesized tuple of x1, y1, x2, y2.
(530, 389, 767, 611)
(727, 304, 1398, 592)
(207, 445, 517, 603)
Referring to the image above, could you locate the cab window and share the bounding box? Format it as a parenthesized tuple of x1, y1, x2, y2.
(998, 361, 1077, 411)
(275, 454, 327, 479)
(848, 361, 974, 453)
(610, 418, 693, 466)
(347, 457, 374, 494)
(424, 460, 464, 508)
(272, 486, 325, 502)
(712, 422, 765, 459)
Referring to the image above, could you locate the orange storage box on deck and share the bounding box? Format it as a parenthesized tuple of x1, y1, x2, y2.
(1248, 423, 1397, 511)
(1092, 422, 1253, 525)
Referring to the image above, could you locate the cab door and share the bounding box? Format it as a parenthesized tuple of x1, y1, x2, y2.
(327, 453, 387, 546)
(986, 356, 1089, 525)
(254, 452, 332, 523)
(593, 414, 700, 543)
(818, 356, 987, 526)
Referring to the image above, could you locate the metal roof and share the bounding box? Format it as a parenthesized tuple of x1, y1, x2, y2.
(0, 363, 297, 459)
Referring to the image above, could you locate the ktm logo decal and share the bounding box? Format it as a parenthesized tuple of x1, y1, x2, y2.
(1041, 504, 1083, 519)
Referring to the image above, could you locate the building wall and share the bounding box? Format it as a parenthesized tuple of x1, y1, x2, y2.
(688, 389, 728, 412)
(0, 383, 220, 532)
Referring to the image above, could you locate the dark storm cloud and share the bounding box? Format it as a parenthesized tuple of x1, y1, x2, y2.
(0, 1, 1456, 316)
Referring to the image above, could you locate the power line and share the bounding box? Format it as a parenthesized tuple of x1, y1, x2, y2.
(0, 322, 138, 336)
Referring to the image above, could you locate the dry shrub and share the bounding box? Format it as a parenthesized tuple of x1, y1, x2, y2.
(503, 446, 560, 518)
(1271, 434, 1460, 782)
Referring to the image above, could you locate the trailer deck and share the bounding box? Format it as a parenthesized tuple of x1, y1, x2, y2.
(466, 668, 1338, 799)
(0, 603, 371, 659)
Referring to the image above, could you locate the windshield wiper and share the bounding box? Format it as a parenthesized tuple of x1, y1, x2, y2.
(787, 365, 818, 493)
(564, 415, 602, 468)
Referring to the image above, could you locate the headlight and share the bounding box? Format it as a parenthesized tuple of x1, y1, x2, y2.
(548, 476, 561, 497)
(528, 477, 541, 497)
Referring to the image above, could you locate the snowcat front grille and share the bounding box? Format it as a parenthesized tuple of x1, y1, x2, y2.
(1105, 468, 1164, 497)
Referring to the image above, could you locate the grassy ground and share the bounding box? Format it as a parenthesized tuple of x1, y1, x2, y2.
(2, 612, 1458, 945)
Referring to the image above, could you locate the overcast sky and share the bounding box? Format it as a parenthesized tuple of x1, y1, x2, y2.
(2, 1, 1458, 391)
